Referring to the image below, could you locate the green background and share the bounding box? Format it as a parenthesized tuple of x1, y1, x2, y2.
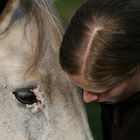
(54, 0, 103, 140)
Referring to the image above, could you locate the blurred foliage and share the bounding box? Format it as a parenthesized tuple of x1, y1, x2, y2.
(54, 0, 84, 26)
(54, 0, 103, 140)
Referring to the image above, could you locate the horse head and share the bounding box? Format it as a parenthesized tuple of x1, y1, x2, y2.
(0, 0, 93, 139)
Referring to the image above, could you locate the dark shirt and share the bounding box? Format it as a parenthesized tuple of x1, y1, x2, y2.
(100, 92, 140, 140)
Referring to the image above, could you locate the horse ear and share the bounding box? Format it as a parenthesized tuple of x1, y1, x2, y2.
(0, 0, 19, 34)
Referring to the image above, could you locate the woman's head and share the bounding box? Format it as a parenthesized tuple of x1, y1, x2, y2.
(60, 0, 140, 91)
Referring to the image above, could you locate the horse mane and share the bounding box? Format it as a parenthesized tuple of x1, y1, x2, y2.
(21, 0, 63, 72)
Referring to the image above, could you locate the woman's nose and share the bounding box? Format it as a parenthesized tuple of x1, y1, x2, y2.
(83, 90, 99, 103)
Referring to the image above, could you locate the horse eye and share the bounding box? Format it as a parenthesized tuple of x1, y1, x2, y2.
(12, 88, 37, 105)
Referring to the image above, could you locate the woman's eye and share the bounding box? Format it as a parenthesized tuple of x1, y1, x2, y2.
(12, 88, 37, 105)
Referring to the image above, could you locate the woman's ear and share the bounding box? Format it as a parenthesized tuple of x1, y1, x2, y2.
(0, 0, 19, 34)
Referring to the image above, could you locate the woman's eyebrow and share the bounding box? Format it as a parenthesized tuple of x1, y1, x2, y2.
(95, 88, 112, 95)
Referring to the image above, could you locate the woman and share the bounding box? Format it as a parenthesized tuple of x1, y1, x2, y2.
(59, 0, 140, 139)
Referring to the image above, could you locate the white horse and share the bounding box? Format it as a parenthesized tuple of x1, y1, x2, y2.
(0, 0, 94, 139)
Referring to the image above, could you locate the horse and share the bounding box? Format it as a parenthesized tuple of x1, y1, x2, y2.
(0, 0, 94, 139)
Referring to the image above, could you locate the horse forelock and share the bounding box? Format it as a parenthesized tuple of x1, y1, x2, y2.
(21, 0, 63, 74)
(0, 0, 63, 74)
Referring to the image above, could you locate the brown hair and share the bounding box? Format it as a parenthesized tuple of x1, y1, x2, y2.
(60, 0, 140, 88)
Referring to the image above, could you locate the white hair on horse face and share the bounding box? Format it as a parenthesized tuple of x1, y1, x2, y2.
(0, 0, 94, 140)
(26, 85, 45, 112)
